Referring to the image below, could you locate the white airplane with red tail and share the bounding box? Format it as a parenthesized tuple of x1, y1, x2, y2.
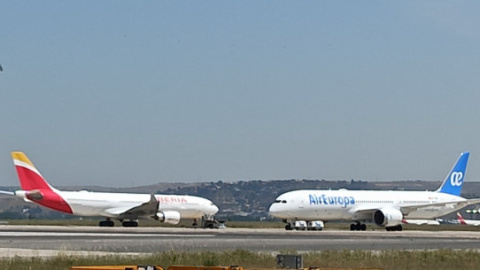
(456, 212, 480, 226)
(0, 152, 219, 227)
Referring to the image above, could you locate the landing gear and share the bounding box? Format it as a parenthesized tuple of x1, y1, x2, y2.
(201, 215, 221, 229)
(350, 222, 366, 231)
(192, 218, 198, 228)
(99, 218, 114, 227)
(122, 220, 139, 227)
(285, 223, 293, 230)
(386, 225, 402, 231)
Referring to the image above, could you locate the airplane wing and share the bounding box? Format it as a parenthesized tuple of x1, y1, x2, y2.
(349, 198, 480, 218)
(104, 194, 159, 219)
(400, 198, 480, 215)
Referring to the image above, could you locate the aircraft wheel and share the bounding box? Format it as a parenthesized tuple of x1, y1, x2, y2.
(99, 220, 115, 227)
(122, 221, 138, 227)
(351, 222, 363, 231)
(386, 225, 402, 231)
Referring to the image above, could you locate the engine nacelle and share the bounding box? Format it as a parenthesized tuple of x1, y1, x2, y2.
(373, 208, 403, 227)
(156, 210, 181, 225)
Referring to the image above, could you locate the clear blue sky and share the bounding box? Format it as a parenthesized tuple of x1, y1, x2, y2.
(1, 2, 480, 187)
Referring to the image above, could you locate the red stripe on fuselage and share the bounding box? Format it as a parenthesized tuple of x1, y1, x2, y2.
(26, 189, 73, 214)
(15, 166, 73, 214)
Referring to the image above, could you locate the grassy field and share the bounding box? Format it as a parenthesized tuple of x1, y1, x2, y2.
(1, 249, 480, 270)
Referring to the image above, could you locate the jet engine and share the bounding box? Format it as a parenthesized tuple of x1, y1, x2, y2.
(156, 210, 181, 225)
(373, 208, 403, 227)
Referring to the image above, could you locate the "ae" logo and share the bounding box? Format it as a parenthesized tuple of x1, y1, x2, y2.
(450, 172, 463, 187)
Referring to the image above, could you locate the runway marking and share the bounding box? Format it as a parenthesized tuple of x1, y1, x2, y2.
(0, 232, 214, 238)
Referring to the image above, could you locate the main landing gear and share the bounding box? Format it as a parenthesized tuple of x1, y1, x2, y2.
(122, 220, 139, 227)
(99, 218, 114, 227)
(98, 218, 139, 227)
(386, 225, 402, 231)
(350, 222, 366, 231)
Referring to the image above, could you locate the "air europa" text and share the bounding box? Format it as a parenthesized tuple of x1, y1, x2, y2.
(309, 194, 355, 208)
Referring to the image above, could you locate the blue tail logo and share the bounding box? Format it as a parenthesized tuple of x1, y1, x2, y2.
(437, 152, 469, 196)
(450, 172, 463, 187)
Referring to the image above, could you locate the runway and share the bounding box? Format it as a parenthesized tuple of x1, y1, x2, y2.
(0, 225, 479, 257)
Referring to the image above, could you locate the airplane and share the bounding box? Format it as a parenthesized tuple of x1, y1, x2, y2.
(0, 152, 219, 227)
(269, 152, 480, 231)
(455, 212, 480, 226)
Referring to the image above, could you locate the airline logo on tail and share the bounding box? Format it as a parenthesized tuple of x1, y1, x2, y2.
(11, 152, 73, 214)
(456, 212, 467, 225)
(437, 152, 469, 196)
(450, 172, 463, 187)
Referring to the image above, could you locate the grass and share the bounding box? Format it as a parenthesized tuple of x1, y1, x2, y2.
(1, 249, 480, 270)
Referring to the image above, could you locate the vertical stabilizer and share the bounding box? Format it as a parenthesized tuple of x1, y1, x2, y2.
(436, 152, 469, 196)
(11, 152, 53, 191)
(11, 152, 72, 214)
(457, 212, 467, 225)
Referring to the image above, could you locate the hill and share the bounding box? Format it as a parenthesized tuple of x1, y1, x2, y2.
(2, 179, 480, 221)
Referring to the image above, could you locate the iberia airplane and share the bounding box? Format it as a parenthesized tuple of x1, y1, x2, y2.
(0, 152, 219, 227)
(269, 152, 480, 231)
(456, 212, 480, 226)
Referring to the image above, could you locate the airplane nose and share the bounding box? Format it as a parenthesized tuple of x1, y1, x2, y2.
(211, 204, 219, 214)
(269, 204, 279, 216)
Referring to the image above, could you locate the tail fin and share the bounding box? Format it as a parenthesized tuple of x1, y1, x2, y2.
(11, 152, 55, 191)
(436, 152, 469, 196)
(11, 152, 72, 214)
(457, 212, 467, 225)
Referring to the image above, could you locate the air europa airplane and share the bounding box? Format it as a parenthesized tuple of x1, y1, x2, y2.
(0, 152, 219, 227)
(269, 152, 480, 231)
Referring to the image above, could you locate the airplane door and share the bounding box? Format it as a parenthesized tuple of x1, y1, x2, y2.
(299, 197, 304, 209)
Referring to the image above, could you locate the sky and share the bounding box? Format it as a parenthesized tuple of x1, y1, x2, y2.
(1, 2, 480, 187)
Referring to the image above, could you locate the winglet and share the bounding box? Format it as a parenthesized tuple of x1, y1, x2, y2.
(436, 152, 469, 196)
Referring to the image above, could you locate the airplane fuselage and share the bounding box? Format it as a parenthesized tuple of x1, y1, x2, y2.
(15, 190, 218, 219)
(269, 189, 466, 222)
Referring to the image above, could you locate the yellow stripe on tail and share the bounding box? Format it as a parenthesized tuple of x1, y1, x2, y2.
(11, 152, 35, 167)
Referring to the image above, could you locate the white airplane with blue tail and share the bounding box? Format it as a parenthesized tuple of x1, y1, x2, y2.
(269, 152, 480, 231)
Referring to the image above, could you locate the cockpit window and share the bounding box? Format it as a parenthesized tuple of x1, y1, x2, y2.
(282, 200, 287, 203)
(275, 200, 281, 203)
